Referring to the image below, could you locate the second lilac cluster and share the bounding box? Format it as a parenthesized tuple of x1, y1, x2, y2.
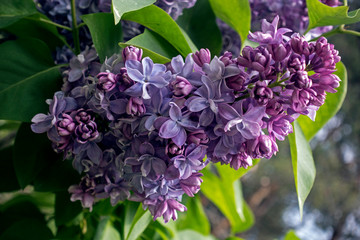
(30, 16, 341, 222)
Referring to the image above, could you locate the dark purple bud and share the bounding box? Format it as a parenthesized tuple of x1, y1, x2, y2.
(170, 76, 193, 98)
(75, 121, 99, 144)
(310, 37, 340, 73)
(126, 97, 146, 116)
(247, 135, 278, 159)
(251, 83, 273, 105)
(166, 141, 185, 157)
(180, 172, 203, 197)
(225, 71, 247, 91)
(192, 48, 211, 67)
(74, 109, 99, 144)
(187, 130, 209, 145)
(287, 53, 306, 72)
(290, 33, 313, 56)
(75, 109, 92, 123)
(310, 73, 340, 93)
(122, 46, 143, 62)
(290, 71, 312, 89)
(219, 51, 234, 66)
(291, 88, 317, 111)
(267, 43, 290, 62)
(118, 67, 134, 92)
(57, 113, 75, 136)
(230, 151, 252, 170)
(238, 46, 272, 76)
(268, 115, 294, 141)
(266, 99, 284, 116)
(97, 71, 119, 92)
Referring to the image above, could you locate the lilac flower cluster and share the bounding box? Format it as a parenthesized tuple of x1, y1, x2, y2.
(250, 0, 341, 35)
(218, 0, 341, 56)
(31, 16, 340, 222)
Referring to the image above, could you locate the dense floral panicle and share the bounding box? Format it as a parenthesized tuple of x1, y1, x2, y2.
(249, 0, 341, 35)
(32, 13, 341, 221)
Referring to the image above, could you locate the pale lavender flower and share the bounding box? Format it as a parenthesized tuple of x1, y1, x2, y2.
(125, 57, 172, 99)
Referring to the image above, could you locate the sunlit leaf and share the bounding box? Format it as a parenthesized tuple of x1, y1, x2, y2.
(208, 0, 251, 46)
(284, 230, 301, 240)
(306, 0, 360, 31)
(122, 5, 194, 57)
(112, 0, 155, 25)
(298, 61, 347, 141)
(123, 202, 152, 240)
(201, 162, 257, 233)
(176, 196, 210, 235)
(288, 121, 316, 219)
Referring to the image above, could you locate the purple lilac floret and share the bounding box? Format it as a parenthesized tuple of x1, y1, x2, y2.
(31, 16, 341, 222)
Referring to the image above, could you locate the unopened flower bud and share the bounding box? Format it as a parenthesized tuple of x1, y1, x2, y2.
(57, 113, 75, 136)
(166, 141, 185, 157)
(170, 76, 193, 98)
(187, 130, 209, 145)
(251, 83, 273, 105)
(97, 71, 119, 92)
(126, 97, 146, 116)
(192, 48, 211, 67)
(118, 67, 134, 92)
(122, 46, 143, 62)
(290, 71, 312, 89)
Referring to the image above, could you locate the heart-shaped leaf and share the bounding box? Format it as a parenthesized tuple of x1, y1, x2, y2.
(0, 0, 37, 28)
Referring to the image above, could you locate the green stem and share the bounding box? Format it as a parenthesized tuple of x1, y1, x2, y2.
(71, 0, 80, 54)
(26, 17, 72, 31)
(77, 22, 86, 28)
(343, 0, 348, 6)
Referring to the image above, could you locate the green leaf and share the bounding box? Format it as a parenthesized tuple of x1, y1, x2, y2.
(208, 0, 251, 46)
(177, 230, 217, 240)
(5, 14, 69, 51)
(0, 38, 62, 122)
(55, 191, 83, 226)
(13, 123, 58, 189)
(112, 0, 155, 25)
(176, 196, 210, 235)
(306, 0, 360, 31)
(94, 217, 121, 240)
(0, 0, 37, 28)
(123, 202, 152, 240)
(119, 29, 179, 64)
(82, 13, 122, 63)
(284, 230, 301, 240)
(34, 159, 81, 192)
(288, 121, 316, 219)
(226, 237, 246, 240)
(200, 162, 257, 233)
(0, 147, 20, 192)
(0, 219, 54, 240)
(122, 5, 194, 57)
(176, 0, 222, 55)
(298, 61, 347, 141)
